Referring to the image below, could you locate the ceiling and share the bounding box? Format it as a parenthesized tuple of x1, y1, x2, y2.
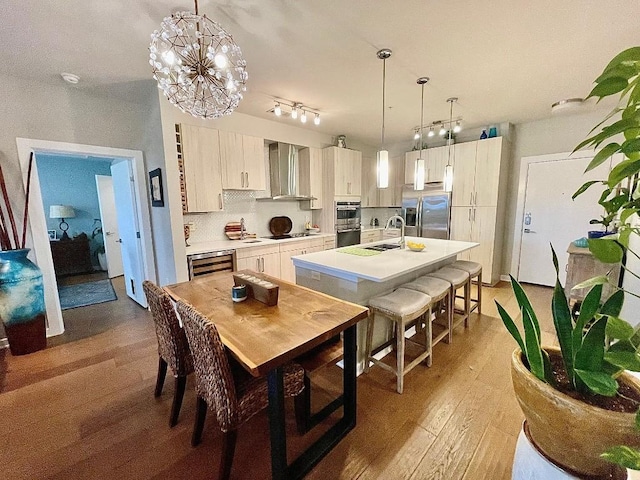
(4, 1, 639, 147)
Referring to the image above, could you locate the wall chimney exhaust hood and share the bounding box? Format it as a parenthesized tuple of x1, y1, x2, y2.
(262, 142, 316, 201)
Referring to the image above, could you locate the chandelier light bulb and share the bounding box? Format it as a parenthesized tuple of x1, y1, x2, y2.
(427, 127, 435, 138)
(149, 7, 248, 119)
(314, 113, 320, 125)
(291, 105, 298, 119)
(274, 103, 282, 116)
(300, 110, 307, 123)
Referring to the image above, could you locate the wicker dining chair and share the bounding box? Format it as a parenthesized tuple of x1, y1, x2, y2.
(142, 280, 194, 427)
(176, 300, 305, 480)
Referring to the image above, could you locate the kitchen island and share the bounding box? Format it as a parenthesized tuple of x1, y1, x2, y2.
(292, 236, 478, 372)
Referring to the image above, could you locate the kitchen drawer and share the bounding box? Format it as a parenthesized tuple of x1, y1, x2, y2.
(309, 237, 325, 249)
(323, 236, 336, 250)
(235, 244, 280, 259)
(279, 239, 310, 253)
(361, 230, 382, 244)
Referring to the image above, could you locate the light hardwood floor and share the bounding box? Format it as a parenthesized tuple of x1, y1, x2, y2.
(0, 278, 556, 479)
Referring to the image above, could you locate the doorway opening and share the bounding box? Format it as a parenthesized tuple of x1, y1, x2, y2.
(15, 138, 156, 341)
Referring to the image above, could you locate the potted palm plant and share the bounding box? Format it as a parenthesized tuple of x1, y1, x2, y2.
(498, 46, 640, 478)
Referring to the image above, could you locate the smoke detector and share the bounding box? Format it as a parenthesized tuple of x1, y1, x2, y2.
(61, 72, 80, 84)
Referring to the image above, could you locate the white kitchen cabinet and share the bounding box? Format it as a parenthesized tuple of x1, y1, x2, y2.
(235, 244, 280, 277)
(325, 147, 362, 196)
(219, 131, 267, 190)
(361, 229, 383, 244)
(179, 124, 224, 213)
(361, 156, 378, 207)
(299, 147, 324, 210)
(323, 236, 336, 250)
(448, 137, 509, 285)
(279, 238, 325, 282)
(427, 146, 449, 184)
(404, 150, 423, 185)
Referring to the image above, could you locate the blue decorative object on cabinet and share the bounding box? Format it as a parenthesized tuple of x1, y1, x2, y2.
(480, 129, 488, 139)
(0, 249, 47, 355)
(488, 126, 498, 138)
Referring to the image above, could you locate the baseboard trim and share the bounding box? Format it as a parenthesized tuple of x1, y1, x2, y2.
(500, 274, 511, 283)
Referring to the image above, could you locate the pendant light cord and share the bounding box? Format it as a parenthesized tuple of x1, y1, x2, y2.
(420, 83, 424, 156)
(381, 57, 386, 149)
(447, 98, 454, 166)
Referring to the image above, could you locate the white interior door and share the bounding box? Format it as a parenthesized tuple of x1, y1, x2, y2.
(95, 175, 124, 278)
(110, 160, 147, 306)
(518, 155, 608, 287)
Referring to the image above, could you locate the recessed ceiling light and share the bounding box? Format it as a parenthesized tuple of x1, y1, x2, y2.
(61, 72, 80, 84)
(551, 98, 584, 114)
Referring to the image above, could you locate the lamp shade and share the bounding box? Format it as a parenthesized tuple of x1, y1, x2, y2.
(49, 205, 75, 219)
(377, 150, 389, 188)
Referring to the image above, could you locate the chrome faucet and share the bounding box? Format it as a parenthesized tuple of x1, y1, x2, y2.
(386, 215, 406, 248)
(240, 217, 246, 240)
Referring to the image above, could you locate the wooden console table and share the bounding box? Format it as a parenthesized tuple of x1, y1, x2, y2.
(50, 237, 93, 277)
(565, 244, 621, 303)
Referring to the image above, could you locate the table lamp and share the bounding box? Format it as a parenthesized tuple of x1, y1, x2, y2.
(49, 205, 75, 240)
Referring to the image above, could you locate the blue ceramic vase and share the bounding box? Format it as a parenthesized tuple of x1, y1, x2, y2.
(0, 248, 47, 355)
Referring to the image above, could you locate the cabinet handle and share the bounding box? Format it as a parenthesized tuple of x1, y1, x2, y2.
(218, 193, 223, 210)
(245, 172, 249, 187)
(468, 208, 471, 221)
(473, 208, 476, 222)
(241, 172, 245, 188)
(256, 258, 260, 271)
(469, 192, 473, 205)
(261, 257, 265, 272)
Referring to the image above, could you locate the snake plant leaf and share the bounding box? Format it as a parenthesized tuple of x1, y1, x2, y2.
(602, 47, 640, 73)
(522, 305, 545, 381)
(602, 290, 625, 317)
(573, 284, 603, 357)
(588, 238, 624, 264)
(608, 159, 640, 188)
(606, 316, 635, 341)
(495, 301, 526, 354)
(587, 77, 629, 100)
(509, 275, 541, 339)
(604, 350, 640, 372)
(574, 368, 618, 397)
(585, 143, 621, 172)
(572, 275, 609, 290)
(551, 246, 574, 378)
(601, 446, 640, 470)
(575, 317, 607, 378)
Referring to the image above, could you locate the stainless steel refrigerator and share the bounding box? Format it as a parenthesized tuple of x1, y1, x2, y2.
(402, 183, 451, 239)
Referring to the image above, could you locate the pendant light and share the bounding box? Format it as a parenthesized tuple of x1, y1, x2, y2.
(376, 48, 391, 189)
(414, 77, 429, 190)
(443, 97, 457, 192)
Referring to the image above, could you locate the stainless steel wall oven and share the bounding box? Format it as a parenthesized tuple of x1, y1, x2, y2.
(335, 201, 361, 247)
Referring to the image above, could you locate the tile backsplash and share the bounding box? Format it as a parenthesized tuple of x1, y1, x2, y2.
(184, 190, 314, 242)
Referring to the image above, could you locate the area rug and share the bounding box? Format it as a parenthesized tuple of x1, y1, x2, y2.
(58, 279, 117, 310)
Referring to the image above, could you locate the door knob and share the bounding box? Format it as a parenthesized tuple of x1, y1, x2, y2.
(105, 231, 115, 236)
(116, 239, 123, 243)
(524, 229, 536, 234)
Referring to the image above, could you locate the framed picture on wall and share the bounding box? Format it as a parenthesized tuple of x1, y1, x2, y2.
(149, 168, 164, 207)
(48, 230, 57, 241)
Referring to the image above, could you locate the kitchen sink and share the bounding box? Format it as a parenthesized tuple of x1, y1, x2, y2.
(364, 243, 402, 252)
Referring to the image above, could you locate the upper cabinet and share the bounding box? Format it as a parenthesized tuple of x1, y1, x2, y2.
(219, 131, 267, 190)
(325, 147, 362, 196)
(452, 137, 503, 207)
(299, 147, 323, 210)
(361, 156, 378, 207)
(404, 146, 449, 186)
(177, 124, 224, 213)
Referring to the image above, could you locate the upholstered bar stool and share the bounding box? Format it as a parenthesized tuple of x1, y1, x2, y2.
(401, 276, 452, 347)
(426, 266, 471, 340)
(364, 288, 432, 394)
(450, 260, 482, 315)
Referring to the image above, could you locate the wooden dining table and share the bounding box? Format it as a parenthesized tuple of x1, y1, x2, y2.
(164, 270, 369, 480)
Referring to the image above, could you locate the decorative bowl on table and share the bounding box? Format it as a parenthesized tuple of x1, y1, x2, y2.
(306, 227, 320, 234)
(406, 241, 425, 252)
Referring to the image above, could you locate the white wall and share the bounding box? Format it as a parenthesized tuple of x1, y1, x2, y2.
(504, 108, 611, 276)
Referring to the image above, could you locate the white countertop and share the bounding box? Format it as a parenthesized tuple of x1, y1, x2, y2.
(292, 236, 478, 283)
(185, 233, 335, 255)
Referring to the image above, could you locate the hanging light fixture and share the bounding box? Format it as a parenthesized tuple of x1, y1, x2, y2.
(291, 103, 299, 119)
(300, 110, 307, 123)
(149, 0, 248, 119)
(376, 48, 392, 189)
(414, 77, 429, 191)
(274, 102, 282, 116)
(443, 97, 457, 192)
(314, 113, 321, 125)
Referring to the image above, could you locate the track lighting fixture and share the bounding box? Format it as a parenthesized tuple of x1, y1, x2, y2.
(269, 100, 321, 126)
(427, 127, 435, 138)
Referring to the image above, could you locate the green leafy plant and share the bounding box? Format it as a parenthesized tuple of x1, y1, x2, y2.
(566, 46, 640, 469)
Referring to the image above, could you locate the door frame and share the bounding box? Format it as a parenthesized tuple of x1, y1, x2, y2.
(509, 150, 597, 280)
(16, 138, 156, 337)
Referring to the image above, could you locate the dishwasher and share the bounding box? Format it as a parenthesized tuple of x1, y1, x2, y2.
(187, 249, 236, 279)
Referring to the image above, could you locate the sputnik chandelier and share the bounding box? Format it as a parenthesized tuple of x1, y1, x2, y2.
(149, 0, 248, 119)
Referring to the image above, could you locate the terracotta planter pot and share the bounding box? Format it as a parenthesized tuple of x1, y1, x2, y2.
(511, 347, 640, 478)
